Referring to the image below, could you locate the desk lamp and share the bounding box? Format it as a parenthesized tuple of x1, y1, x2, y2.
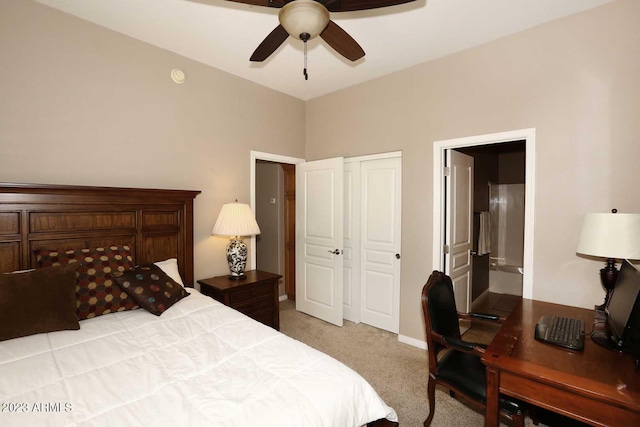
(212, 201, 261, 280)
(576, 210, 640, 309)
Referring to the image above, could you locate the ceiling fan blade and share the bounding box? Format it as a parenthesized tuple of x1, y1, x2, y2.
(250, 25, 290, 62)
(223, 0, 285, 8)
(322, 0, 415, 12)
(320, 20, 365, 62)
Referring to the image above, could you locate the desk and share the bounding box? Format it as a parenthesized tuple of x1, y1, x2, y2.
(482, 299, 640, 426)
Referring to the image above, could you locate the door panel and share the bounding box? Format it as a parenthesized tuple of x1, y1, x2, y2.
(360, 157, 401, 333)
(363, 270, 394, 314)
(445, 150, 474, 313)
(452, 271, 471, 314)
(303, 262, 336, 307)
(296, 158, 344, 326)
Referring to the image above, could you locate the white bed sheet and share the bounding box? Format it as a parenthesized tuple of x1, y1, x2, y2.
(0, 289, 397, 427)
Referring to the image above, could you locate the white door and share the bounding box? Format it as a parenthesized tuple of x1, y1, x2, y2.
(445, 150, 474, 313)
(295, 157, 344, 326)
(343, 161, 361, 323)
(360, 157, 402, 333)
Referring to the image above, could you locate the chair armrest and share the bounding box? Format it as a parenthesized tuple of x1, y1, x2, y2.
(443, 336, 485, 354)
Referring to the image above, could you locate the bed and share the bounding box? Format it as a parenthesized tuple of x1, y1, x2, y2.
(0, 183, 398, 427)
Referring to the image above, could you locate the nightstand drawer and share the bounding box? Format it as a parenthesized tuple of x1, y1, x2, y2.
(229, 283, 273, 305)
(197, 270, 282, 330)
(248, 308, 276, 328)
(233, 293, 273, 313)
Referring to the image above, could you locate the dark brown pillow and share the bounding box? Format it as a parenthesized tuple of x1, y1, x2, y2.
(35, 245, 138, 320)
(0, 263, 80, 342)
(113, 264, 189, 316)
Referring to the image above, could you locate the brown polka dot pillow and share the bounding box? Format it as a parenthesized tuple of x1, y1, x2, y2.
(113, 264, 189, 316)
(35, 245, 138, 320)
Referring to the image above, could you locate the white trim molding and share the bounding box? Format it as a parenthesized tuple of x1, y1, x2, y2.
(432, 128, 536, 300)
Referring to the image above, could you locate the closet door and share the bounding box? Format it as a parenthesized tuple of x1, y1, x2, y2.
(295, 157, 344, 327)
(360, 157, 402, 334)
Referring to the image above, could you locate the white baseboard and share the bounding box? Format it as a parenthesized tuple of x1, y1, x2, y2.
(398, 334, 427, 350)
(279, 294, 288, 302)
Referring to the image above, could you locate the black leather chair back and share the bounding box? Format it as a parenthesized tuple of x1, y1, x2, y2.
(426, 274, 462, 341)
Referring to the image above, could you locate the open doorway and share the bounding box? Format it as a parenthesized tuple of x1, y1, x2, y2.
(254, 161, 295, 300)
(432, 129, 536, 309)
(250, 151, 305, 301)
(456, 141, 526, 316)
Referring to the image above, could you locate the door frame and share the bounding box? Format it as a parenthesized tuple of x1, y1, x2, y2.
(249, 151, 305, 292)
(432, 129, 536, 299)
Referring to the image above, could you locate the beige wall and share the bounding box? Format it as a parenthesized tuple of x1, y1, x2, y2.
(306, 0, 640, 341)
(0, 1, 305, 283)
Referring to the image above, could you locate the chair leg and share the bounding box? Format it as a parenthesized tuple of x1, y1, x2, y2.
(449, 390, 455, 398)
(512, 410, 525, 427)
(529, 406, 540, 425)
(424, 377, 436, 427)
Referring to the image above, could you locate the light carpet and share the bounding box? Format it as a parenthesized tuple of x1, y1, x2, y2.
(278, 300, 528, 427)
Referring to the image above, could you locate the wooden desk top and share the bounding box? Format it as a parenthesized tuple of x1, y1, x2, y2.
(483, 299, 640, 415)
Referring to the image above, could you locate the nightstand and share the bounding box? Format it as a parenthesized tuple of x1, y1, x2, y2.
(197, 270, 282, 330)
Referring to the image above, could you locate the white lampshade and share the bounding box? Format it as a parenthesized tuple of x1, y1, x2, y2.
(279, 0, 329, 40)
(212, 202, 261, 237)
(576, 213, 640, 259)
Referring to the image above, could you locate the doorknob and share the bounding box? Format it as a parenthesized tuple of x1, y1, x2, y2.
(395, 254, 401, 259)
(328, 249, 342, 255)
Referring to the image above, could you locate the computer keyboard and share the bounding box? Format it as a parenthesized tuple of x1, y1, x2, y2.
(534, 315, 585, 351)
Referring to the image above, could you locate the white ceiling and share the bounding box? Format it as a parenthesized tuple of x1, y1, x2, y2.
(36, 0, 613, 100)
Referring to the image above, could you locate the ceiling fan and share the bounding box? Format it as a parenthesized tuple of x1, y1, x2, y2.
(224, 0, 416, 75)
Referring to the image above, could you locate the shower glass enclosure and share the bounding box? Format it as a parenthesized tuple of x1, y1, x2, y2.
(488, 183, 525, 295)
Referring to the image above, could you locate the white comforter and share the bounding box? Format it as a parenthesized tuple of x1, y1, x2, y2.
(0, 289, 396, 427)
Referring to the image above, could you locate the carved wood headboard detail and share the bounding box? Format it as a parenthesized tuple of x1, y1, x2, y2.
(0, 183, 200, 287)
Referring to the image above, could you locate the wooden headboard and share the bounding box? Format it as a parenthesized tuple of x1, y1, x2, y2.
(0, 183, 200, 286)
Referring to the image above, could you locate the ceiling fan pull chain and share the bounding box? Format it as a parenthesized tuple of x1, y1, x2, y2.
(303, 39, 309, 80)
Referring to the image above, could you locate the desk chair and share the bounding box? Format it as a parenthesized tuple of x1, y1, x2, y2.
(421, 271, 525, 427)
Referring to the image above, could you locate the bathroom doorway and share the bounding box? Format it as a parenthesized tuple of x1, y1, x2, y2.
(432, 128, 536, 313)
(456, 141, 525, 315)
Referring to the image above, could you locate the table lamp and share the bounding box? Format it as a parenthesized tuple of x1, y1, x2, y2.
(576, 210, 640, 309)
(212, 201, 261, 280)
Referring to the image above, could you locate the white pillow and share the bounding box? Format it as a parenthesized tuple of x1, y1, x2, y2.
(154, 258, 185, 287)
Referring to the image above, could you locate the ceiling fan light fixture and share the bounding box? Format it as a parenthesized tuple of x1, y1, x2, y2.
(278, 0, 330, 41)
